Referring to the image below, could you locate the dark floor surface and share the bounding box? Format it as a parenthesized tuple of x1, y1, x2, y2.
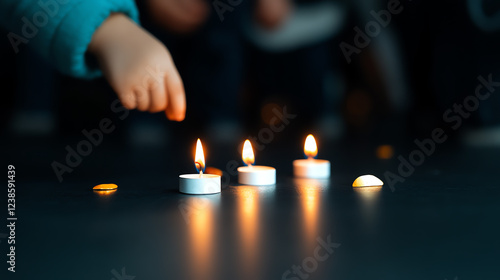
(1, 133, 499, 280)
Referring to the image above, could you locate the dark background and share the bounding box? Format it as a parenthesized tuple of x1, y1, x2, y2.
(1, 0, 500, 279)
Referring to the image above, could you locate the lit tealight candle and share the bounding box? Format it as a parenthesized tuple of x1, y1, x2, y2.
(237, 140, 276, 185)
(179, 139, 221, 195)
(293, 134, 331, 179)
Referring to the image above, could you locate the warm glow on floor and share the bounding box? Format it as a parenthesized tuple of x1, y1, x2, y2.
(93, 189, 117, 196)
(237, 186, 259, 276)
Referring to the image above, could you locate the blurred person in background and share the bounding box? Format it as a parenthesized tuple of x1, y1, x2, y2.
(244, 0, 500, 147)
(244, 0, 348, 140)
(2, 0, 500, 150)
(377, 0, 500, 145)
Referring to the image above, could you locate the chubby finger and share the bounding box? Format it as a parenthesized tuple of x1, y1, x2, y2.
(134, 87, 150, 111)
(117, 90, 137, 110)
(165, 68, 186, 121)
(148, 75, 168, 113)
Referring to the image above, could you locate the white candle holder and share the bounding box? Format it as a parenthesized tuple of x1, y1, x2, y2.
(238, 166, 276, 185)
(293, 159, 330, 179)
(179, 138, 221, 195)
(237, 139, 276, 186)
(179, 174, 221, 194)
(293, 134, 331, 179)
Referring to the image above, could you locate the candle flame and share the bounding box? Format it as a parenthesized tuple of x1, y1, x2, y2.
(242, 139, 255, 166)
(195, 138, 205, 173)
(304, 134, 318, 158)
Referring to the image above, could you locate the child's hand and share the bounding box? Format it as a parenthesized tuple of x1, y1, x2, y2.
(255, 0, 293, 30)
(147, 0, 209, 34)
(89, 14, 186, 121)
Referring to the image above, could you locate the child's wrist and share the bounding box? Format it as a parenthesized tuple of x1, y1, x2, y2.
(88, 13, 131, 59)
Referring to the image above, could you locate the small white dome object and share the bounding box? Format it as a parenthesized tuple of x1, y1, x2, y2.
(352, 175, 384, 187)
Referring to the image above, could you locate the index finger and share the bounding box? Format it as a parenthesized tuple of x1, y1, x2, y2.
(165, 68, 186, 121)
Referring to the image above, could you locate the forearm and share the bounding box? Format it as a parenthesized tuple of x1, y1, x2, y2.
(88, 13, 136, 62)
(0, 0, 139, 79)
(88, 13, 162, 66)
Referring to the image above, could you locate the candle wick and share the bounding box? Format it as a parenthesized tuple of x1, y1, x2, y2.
(199, 170, 203, 178)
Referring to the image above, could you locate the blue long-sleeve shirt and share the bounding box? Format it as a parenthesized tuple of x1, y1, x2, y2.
(0, 0, 139, 79)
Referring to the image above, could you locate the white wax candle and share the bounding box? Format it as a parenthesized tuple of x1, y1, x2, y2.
(179, 138, 221, 194)
(179, 174, 221, 194)
(238, 165, 276, 185)
(293, 134, 331, 179)
(237, 139, 276, 185)
(293, 158, 330, 179)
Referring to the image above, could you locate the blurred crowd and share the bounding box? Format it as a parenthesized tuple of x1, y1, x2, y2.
(1, 0, 500, 146)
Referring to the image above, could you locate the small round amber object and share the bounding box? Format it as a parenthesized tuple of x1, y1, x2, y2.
(93, 184, 118, 190)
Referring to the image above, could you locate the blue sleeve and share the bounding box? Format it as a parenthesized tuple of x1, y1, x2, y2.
(0, 0, 140, 79)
